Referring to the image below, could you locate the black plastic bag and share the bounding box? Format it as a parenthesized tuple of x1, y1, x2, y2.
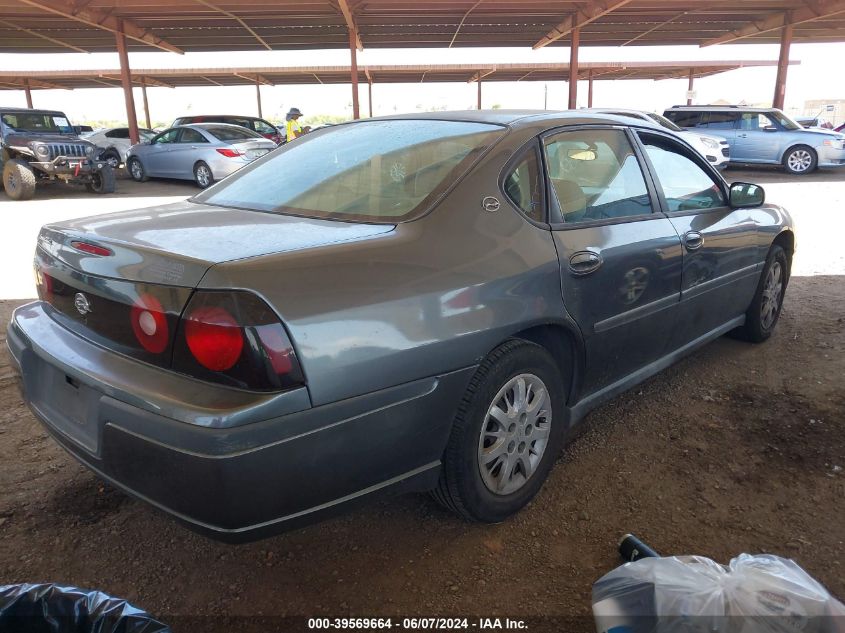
(0, 583, 170, 633)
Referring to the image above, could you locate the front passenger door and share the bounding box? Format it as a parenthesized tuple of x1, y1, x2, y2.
(545, 127, 684, 398)
(636, 130, 761, 351)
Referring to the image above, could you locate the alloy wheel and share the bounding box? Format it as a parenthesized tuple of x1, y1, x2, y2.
(106, 155, 120, 169)
(761, 261, 783, 330)
(196, 165, 211, 187)
(477, 373, 551, 496)
(130, 161, 143, 180)
(787, 150, 812, 173)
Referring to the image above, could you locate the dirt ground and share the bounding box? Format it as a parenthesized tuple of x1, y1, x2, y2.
(0, 168, 843, 631)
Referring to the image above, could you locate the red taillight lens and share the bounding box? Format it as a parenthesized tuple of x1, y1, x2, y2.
(130, 293, 169, 354)
(184, 306, 244, 371)
(70, 240, 113, 257)
(172, 291, 305, 391)
(216, 148, 243, 158)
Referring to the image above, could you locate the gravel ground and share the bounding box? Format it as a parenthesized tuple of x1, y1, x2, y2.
(0, 168, 843, 631)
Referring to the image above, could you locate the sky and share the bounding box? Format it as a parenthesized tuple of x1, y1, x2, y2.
(1, 42, 843, 125)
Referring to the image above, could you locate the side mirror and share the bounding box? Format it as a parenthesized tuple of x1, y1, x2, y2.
(729, 182, 765, 208)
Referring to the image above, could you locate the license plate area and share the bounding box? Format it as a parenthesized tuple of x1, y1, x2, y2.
(247, 149, 269, 159)
(31, 363, 100, 454)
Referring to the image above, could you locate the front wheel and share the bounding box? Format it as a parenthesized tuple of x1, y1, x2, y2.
(193, 161, 213, 189)
(783, 146, 817, 175)
(432, 339, 566, 523)
(127, 157, 148, 182)
(2, 159, 37, 201)
(101, 150, 121, 170)
(735, 244, 788, 343)
(85, 166, 116, 194)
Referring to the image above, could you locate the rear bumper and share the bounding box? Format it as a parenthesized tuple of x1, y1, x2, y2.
(7, 302, 473, 542)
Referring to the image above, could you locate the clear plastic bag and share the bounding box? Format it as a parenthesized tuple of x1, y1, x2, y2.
(0, 583, 170, 632)
(592, 553, 845, 633)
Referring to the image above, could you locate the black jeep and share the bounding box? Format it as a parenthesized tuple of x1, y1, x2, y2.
(1, 108, 115, 201)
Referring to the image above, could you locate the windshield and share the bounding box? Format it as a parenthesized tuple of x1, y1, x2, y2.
(770, 111, 801, 131)
(139, 129, 156, 141)
(1, 112, 73, 134)
(206, 125, 262, 142)
(646, 112, 683, 132)
(195, 119, 505, 223)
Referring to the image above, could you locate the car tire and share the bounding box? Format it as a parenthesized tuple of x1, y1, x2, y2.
(101, 149, 121, 170)
(193, 161, 213, 189)
(127, 157, 148, 182)
(734, 244, 789, 343)
(2, 159, 37, 201)
(782, 145, 817, 175)
(85, 166, 116, 194)
(432, 339, 566, 523)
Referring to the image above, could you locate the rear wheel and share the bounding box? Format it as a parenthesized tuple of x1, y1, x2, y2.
(433, 339, 566, 523)
(127, 157, 148, 182)
(85, 166, 116, 194)
(783, 145, 817, 175)
(2, 159, 37, 201)
(193, 161, 213, 189)
(735, 244, 788, 343)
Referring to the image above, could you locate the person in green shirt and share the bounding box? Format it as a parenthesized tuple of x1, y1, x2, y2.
(285, 107, 303, 142)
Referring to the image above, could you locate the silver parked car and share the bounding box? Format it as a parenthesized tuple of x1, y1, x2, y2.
(664, 105, 845, 175)
(125, 123, 277, 188)
(8, 111, 795, 541)
(85, 127, 156, 169)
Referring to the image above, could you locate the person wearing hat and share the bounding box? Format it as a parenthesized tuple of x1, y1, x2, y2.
(285, 107, 303, 142)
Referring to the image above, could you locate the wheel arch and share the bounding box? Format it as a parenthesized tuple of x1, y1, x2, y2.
(772, 229, 795, 278)
(507, 322, 583, 407)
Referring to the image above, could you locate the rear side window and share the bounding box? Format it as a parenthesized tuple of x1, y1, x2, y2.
(544, 128, 653, 224)
(702, 112, 740, 130)
(639, 132, 726, 213)
(503, 146, 545, 222)
(105, 128, 129, 139)
(179, 128, 208, 143)
(664, 110, 702, 128)
(206, 126, 262, 141)
(196, 120, 505, 223)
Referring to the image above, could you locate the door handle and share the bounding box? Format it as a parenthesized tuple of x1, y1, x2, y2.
(569, 251, 603, 276)
(683, 231, 703, 251)
(737, 133, 747, 138)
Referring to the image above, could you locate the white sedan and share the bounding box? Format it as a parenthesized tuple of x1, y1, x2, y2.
(589, 109, 730, 169)
(85, 127, 156, 168)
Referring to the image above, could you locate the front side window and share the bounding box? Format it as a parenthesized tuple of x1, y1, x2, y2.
(196, 120, 505, 223)
(503, 146, 544, 222)
(639, 133, 726, 213)
(153, 129, 180, 145)
(740, 112, 776, 131)
(544, 128, 653, 224)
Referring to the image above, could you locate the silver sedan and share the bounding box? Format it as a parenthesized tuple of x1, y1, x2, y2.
(125, 123, 277, 188)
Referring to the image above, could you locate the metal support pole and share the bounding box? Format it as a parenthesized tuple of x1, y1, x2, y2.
(568, 27, 580, 110)
(349, 30, 360, 120)
(255, 81, 263, 118)
(368, 81, 373, 118)
(687, 68, 694, 106)
(115, 21, 139, 144)
(773, 18, 793, 110)
(24, 80, 33, 108)
(141, 79, 151, 129)
(477, 79, 482, 110)
(587, 70, 594, 108)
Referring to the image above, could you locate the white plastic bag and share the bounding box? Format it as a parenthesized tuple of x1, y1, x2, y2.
(592, 553, 845, 633)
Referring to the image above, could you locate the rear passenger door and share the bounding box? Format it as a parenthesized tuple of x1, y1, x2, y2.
(635, 130, 761, 350)
(544, 126, 684, 397)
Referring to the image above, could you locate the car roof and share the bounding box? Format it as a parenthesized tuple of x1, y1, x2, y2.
(665, 105, 778, 113)
(176, 114, 263, 121)
(179, 122, 257, 130)
(0, 107, 66, 115)
(357, 109, 666, 132)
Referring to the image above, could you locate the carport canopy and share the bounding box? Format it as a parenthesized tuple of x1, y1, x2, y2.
(0, 0, 841, 135)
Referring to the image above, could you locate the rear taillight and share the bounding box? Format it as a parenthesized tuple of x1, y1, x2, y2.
(172, 290, 304, 391)
(216, 148, 243, 158)
(131, 293, 169, 354)
(70, 240, 113, 257)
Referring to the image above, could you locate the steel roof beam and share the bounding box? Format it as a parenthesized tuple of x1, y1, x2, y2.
(337, 0, 363, 50)
(533, 0, 634, 49)
(701, 0, 845, 46)
(192, 0, 272, 51)
(0, 17, 90, 53)
(17, 0, 183, 53)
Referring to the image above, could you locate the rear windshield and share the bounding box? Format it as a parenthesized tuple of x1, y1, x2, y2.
(205, 126, 262, 141)
(1, 112, 73, 134)
(195, 119, 505, 223)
